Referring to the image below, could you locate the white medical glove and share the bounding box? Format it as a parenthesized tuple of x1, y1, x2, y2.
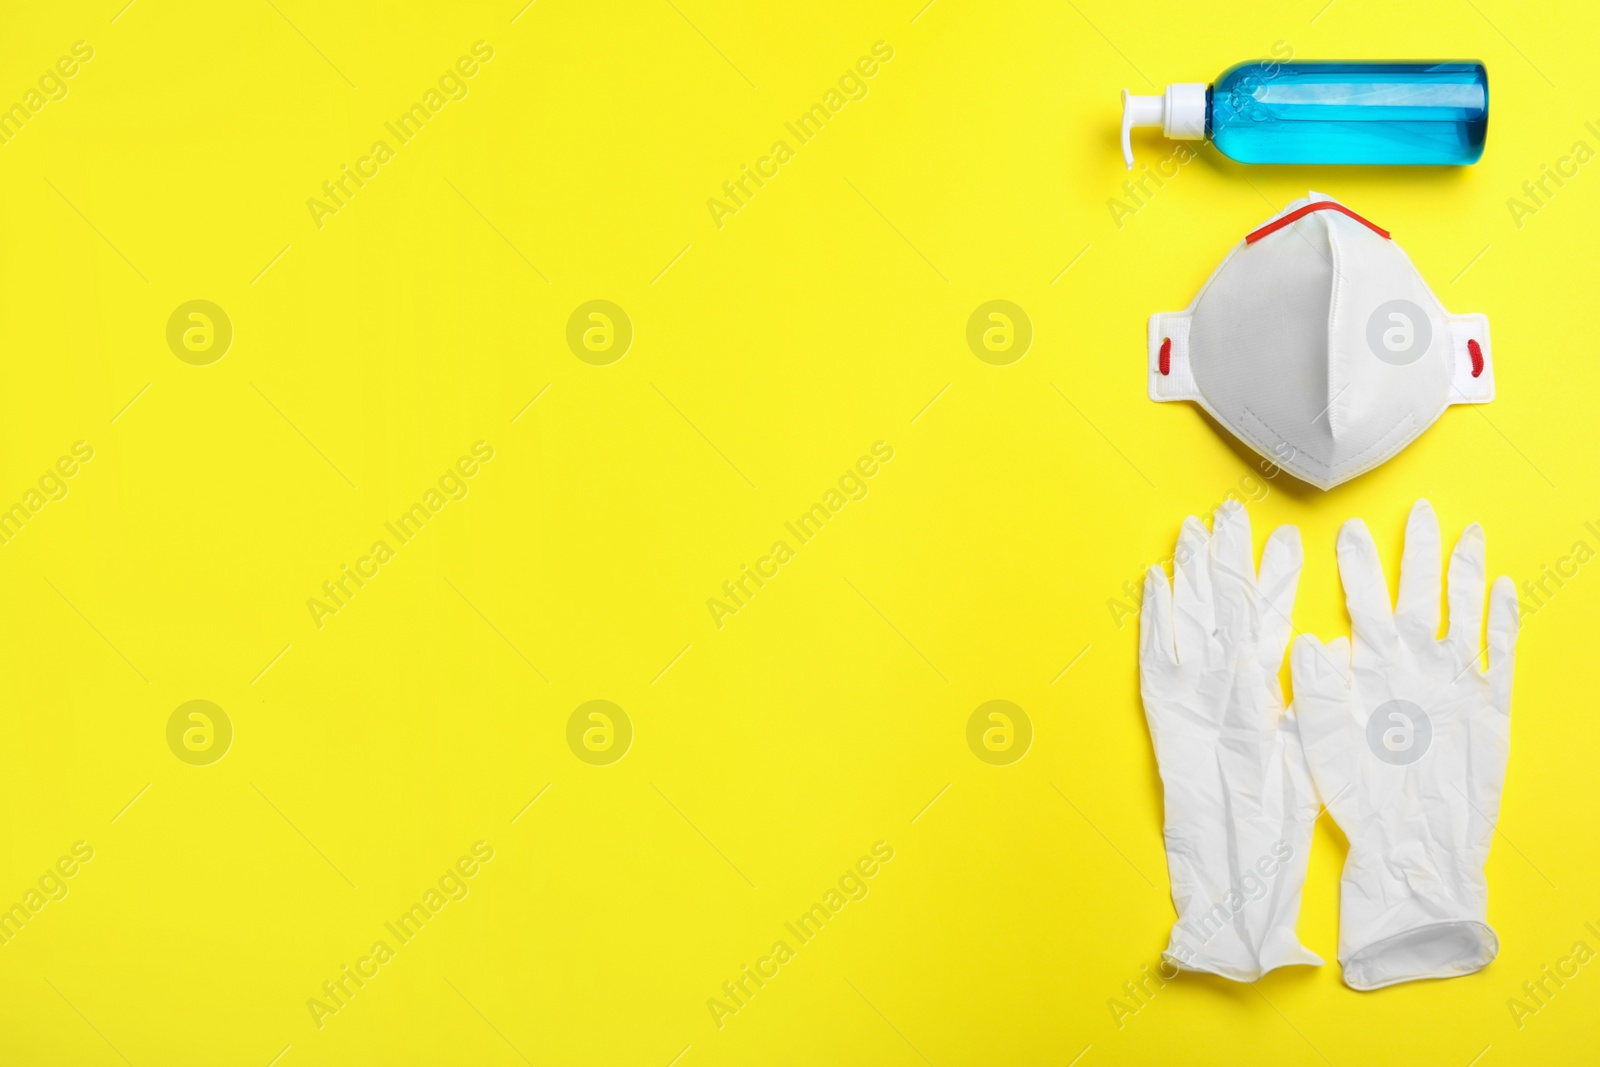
(1139, 500, 1323, 982)
(1290, 499, 1519, 991)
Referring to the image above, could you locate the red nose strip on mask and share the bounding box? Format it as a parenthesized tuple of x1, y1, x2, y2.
(1245, 201, 1391, 244)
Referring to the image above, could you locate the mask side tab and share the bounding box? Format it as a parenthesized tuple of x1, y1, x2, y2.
(1148, 311, 1200, 402)
(1445, 314, 1494, 404)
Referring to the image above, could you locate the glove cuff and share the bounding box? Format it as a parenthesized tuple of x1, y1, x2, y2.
(1164, 931, 1323, 983)
(1162, 824, 1324, 982)
(1342, 920, 1498, 991)
(1337, 843, 1495, 990)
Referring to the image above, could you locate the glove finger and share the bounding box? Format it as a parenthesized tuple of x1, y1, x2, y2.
(1486, 574, 1519, 711)
(1140, 564, 1178, 670)
(1172, 515, 1215, 667)
(1337, 519, 1398, 651)
(1256, 524, 1303, 670)
(1395, 499, 1442, 646)
(1446, 523, 1488, 659)
(1209, 500, 1255, 644)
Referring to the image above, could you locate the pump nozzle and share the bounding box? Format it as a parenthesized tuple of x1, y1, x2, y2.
(1121, 84, 1207, 169)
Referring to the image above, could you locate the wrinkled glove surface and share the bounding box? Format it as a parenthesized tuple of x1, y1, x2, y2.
(1140, 501, 1322, 982)
(1291, 499, 1518, 991)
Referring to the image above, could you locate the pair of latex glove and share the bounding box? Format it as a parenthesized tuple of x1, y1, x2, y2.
(1139, 499, 1518, 990)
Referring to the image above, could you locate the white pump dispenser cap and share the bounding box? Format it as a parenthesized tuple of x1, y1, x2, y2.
(1121, 84, 1207, 169)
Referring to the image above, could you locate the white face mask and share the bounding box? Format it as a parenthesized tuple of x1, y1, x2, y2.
(1148, 193, 1494, 490)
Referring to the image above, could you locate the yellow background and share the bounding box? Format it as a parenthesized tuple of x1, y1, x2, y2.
(0, 0, 1593, 1063)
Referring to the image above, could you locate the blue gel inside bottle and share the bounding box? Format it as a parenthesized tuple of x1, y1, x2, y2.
(1209, 61, 1487, 165)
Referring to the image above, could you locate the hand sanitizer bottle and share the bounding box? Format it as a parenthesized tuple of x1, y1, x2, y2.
(1121, 61, 1487, 168)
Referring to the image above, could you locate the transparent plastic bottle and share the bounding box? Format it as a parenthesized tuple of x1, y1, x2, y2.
(1122, 61, 1488, 167)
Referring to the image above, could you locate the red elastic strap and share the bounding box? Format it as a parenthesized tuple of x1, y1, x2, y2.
(1245, 201, 1390, 244)
(1158, 337, 1171, 376)
(1468, 339, 1484, 378)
